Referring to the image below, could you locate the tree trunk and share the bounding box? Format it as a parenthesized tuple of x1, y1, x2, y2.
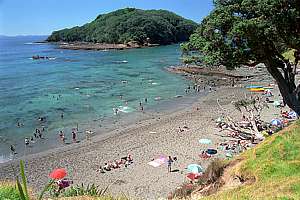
(264, 59, 300, 115)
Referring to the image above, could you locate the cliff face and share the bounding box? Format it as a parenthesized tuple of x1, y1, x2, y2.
(47, 8, 198, 45)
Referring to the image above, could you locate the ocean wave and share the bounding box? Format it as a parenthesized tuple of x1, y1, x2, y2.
(0, 154, 13, 164)
(24, 42, 45, 45)
(113, 106, 135, 114)
(113, 60, 128, 64)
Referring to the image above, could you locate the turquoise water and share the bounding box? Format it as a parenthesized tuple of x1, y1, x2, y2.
(0, 36, 194, 162)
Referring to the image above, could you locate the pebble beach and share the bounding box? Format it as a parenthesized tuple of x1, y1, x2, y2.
(0, 82, 282, 199)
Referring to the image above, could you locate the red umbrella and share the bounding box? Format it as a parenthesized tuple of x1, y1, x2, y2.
(186, 172, 200, 181)
(49, 168, 67, 180)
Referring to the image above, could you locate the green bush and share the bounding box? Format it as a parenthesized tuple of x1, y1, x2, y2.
(0, 183, 21, 200)
(48, 183, 109, 198)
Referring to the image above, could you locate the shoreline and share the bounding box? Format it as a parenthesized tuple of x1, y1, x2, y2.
(0, 82, 281, 199)
(47, 41, 160, 51)
(0, 64, 279, 199)
(0, 91, 203, 164)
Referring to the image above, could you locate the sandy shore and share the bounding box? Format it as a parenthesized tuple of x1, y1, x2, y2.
(0, 81, 282, 199)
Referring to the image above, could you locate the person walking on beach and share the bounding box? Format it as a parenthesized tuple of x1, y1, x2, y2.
(167, 156, 173, 172)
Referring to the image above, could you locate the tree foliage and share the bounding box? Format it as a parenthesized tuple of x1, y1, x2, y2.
(47, 8, 198, 45)
(183, 0, 300, 114)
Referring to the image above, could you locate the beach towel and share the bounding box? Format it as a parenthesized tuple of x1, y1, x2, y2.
(148, 156, 167, 167)
(187, 173, 201, 181)
(199, 138, 212, 144)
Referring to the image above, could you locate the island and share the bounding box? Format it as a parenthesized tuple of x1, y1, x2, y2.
(46, 8, 198, 50)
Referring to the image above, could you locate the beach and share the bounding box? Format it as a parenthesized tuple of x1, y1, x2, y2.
(0, 36, 284, 200)
(0, 79, 282, 199)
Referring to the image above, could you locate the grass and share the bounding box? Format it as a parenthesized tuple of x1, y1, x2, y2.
(0, 181, 22, 200)
(201, 120, 300, 200)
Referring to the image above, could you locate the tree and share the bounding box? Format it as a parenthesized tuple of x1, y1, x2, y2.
(46, 8, 198, 45)
(183, 0, 300, 114)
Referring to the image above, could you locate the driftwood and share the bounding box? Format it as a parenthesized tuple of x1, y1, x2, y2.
(217, 95, 268, 140)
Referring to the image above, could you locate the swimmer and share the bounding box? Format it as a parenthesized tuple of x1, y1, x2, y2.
(25, 138, 30, 146)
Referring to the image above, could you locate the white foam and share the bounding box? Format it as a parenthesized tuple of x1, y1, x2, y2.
(118, 106, 134, 113)
(154, 97, 161, 101)
(0, 154, 13, 164)
(114, 60, 128, 64)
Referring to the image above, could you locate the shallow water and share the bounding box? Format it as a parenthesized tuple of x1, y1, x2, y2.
(0, 36, 197, 163)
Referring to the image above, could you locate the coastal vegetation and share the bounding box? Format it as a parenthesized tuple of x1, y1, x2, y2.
(0, 181, 21, 200)
(47, 8, 198, 45)
(182, 0, 300, 115)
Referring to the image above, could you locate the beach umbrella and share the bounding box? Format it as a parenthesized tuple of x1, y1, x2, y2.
(199, 138, 212, 145)
(49, 168, 67, 180)
(288, 111, 298, 119)
(271, 119, 282, 126)
(186, 173, 201, 181)
(187, 164, 203, 173)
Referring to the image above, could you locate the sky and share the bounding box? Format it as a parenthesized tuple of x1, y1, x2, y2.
(0, 0, 214, 36)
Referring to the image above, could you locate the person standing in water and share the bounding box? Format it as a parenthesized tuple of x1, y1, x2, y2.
(72, 131, 76, 143)
(25, 138, 30, 146)
(38, 130, 42, 138)
(10, 145, 17, 154)
(61, 113, 64, 119)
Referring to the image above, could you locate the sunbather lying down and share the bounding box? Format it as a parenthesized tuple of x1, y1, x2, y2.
(178, 125, 189, 132)
(199, 151, 211, 159)
(97, 154, 134, 173)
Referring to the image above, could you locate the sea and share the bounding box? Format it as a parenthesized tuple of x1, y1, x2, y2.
(0, 35, 200, 163)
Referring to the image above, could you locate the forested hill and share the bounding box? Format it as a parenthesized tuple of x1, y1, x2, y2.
(46, 8, 198, 45)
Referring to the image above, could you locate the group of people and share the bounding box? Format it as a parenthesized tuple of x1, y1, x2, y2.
(97, 154, 133, 173)
(24, 125, 46, 147)
(113, 97, 148, 115)
(58, 127, 78, 144)
(16, 113, 62, 151)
